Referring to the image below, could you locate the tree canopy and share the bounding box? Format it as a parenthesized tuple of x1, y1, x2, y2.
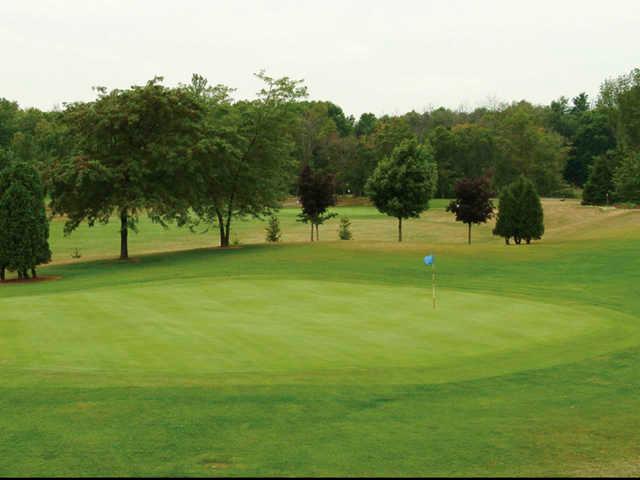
(366, 138, 437, 242)
(48, 78, 205, 259)
(447, 175, 495, 244)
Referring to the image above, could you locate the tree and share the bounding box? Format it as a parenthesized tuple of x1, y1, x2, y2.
(447, 175, 495, 244)
(48, 78, 205, 260)
(265, 215, 282, 243)
(366, 139, 437, 242)
(190, 72, 307, 247)
(297, 164, 337, 241)
(493, 186, 516, 245)
(354, 113, 377, 137)
(338, 216, 352, 240)
(613, 152, 640, 204)
(0, 162, 51, 280)
(490, 101, 568, 195)
(566, 108, 616, 186)
(326, 102, 354, 137)
(493, 176, 544, 245)
(599, 68, 640, 151)
(582, 154, 614, 205)
(371, 116, 415, 159)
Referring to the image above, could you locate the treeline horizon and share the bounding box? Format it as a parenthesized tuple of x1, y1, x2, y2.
(0, 66, 639, 262)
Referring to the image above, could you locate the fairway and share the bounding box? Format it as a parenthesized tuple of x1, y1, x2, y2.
(1, 200, 640, 476)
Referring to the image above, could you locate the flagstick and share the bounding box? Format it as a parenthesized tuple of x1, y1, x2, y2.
(432, 265, 436, 309)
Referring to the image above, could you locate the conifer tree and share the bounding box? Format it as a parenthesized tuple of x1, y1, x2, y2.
(0, 162, 51, 280)
(582, 155, 614, 205)
(493, 176, 544, 245)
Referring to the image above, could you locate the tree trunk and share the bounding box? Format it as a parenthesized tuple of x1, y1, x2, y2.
(398, 217, 403, 242)
(215, 210, 228, 247)
(120, 209, 129, 260)
(0, 265, 4, 281)
(315, 224, 319, 241)
(468, 223, 472, 245)
(526, 238, 531, 245)
(31, 267, 36, 279)
(225, 210, 232, 246)
(219, 223, 228, 247)
(505, 237, 510, 245)
(310, 223, 314, 242)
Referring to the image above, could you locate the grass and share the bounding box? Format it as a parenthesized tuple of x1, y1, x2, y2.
(1, 199, 639, 476)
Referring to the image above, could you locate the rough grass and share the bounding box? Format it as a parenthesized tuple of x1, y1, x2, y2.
(1, 199, 639, 476)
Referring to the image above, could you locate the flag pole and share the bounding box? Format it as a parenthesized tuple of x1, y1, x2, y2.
(432, 264, 436, 309)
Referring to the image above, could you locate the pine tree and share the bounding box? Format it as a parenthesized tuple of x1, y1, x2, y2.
(582, 155, 614, 205)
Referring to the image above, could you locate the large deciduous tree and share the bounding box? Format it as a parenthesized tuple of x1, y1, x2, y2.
(491, 102, 568, 196)
(189, 72, 307, 247)
(599, 68, 640, 152)
(0, 161, 51, 280)
(48, 78, 204, 259)
(447, 175, 495, 244)
(365, 138, 437, 242)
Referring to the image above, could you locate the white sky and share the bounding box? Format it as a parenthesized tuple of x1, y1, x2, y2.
(1, 0, 639, 117)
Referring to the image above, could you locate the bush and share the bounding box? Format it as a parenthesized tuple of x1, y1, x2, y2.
(338, 217, 352, 240)
(265, 215, 282, 243)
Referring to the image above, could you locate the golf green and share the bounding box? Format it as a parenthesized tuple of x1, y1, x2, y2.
(1, 278, 635, 386)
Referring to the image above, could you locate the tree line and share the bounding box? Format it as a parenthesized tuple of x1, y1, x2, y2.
(0, 67, 638, 274)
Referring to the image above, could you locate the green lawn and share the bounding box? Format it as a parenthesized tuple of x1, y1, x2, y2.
(1, 201, 639, 476)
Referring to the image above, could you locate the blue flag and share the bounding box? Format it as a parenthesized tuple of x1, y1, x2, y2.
(424, 255, 434, 266)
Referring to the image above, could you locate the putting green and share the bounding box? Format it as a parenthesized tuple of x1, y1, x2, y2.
(2, 277, 635, 386)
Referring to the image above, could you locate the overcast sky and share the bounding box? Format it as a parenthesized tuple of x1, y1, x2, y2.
(2, 0, 639, 117)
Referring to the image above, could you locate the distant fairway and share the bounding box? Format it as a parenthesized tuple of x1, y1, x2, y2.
(1, 200, 639, 476)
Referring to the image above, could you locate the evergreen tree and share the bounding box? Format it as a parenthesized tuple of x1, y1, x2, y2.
(613, 152, 640, 204)
(493, 176, 544, 245)
(0, 162, 51, 280)
(338, 217, 353, 240)
(582, 155, 614, 205)
(519, 178, 545, 244)
(493, 186, 516, 244)
(265, 215, 282, 243)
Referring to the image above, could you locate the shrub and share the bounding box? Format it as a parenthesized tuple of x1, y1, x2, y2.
(265, 215, 282, 243)
(338, 217, 352, 240)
